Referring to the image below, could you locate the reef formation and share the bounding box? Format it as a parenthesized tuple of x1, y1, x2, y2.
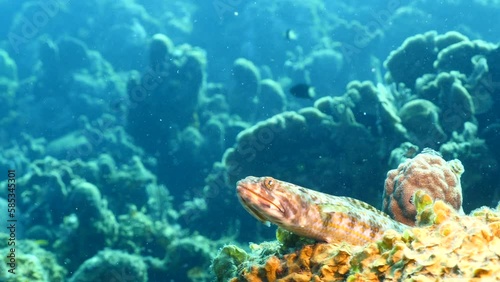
(2, 1, 500, 281)
(211, 149, 500, 281)
(213, 178, 500, 281)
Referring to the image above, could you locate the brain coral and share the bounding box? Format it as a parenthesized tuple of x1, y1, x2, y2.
(218, 191, 500, 281)
(382, 148, 464, 226)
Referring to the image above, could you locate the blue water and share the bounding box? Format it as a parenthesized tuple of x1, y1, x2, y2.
(0, 0, 499, 281)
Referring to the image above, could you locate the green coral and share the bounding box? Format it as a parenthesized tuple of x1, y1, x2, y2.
(414, 190, 439, 225)
(276, 227, 315, 250)
(211, 245, 249, 282)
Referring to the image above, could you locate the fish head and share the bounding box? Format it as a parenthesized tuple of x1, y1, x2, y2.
(236, 176, 300, 227)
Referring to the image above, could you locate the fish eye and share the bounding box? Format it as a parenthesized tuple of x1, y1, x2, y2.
(264, 177, 275, 189)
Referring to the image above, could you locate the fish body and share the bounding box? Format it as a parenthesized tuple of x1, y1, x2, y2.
(289, 83, 315, 99)
(285, 29, 298, 41)
(237, 176, 409, 246)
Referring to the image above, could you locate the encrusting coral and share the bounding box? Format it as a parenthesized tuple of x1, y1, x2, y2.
(382, 148, 464, 226)
(215, 190, 500, 281)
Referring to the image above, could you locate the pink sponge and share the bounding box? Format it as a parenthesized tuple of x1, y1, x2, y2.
(383, 148, 464, 226)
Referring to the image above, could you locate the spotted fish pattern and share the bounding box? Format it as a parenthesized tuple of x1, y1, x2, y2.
(236, 176, 409, 246)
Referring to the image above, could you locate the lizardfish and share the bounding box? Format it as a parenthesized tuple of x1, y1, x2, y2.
(236, 176, 409, 246)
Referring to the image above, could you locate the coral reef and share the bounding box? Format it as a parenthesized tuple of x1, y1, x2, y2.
(126, 33, 211, 190)
(202, 35, 500, 235)
(0, 48, 19, 142)
(211, 245, 249, 282)
(0, 234, 66, 282)
(228, 58, 261, 118)
(387, 142, 419, 169)
(69, 249, 147, 282)
(55, 179, 119, 271)
(0, 48, 17, 96)
(285, 48, 344, 96)
(0, 133, 45, 174)
(127, 33, 205, 135)
(398, 99, 447, 148)
(417, 72, 475, 136)
(113, 207, 220, 281)
(383, 148, 464, 226)
(226, 58, 288, 122)
(384, 31, 439, 88)
(385, 31, 498, 137)
(4, 2, 500, 281)
(223, 107, 380, 200)
(255, 79, 287, 120)
(439, 122, 499, 209)
(6, 0, 178, 74)
(0, 150, 222, 281)
(216, 191, 500, 281)
(221, 79, 408, 201)
(380, 30, 500, 210)
(45, 114, 143, 164)
(199, 79, 413, 241)
(10, 152, 155, 233)
(16, 36, 127, 139)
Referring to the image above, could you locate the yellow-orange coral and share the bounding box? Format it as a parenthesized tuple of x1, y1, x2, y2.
(382, 148, 464, 226)
(230, 194, 500, 281)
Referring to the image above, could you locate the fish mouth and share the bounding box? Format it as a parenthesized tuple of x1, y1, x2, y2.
(236, 182, 285, 215)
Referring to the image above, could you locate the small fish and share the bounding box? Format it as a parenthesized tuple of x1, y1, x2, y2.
(404, 145, 418, 158)
(34, 239, 49, 246)
(289, 83, 315, 99)
(237, 176, 409, 246)
(285, 29, 298, 41)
